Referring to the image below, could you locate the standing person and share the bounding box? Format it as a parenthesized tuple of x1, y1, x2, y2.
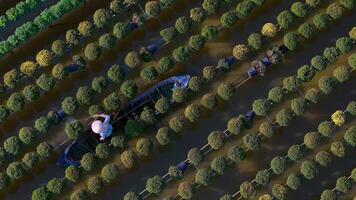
(91, 114, 113, 141)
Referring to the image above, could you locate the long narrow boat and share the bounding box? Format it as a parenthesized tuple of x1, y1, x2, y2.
(57, 75, 191, 167)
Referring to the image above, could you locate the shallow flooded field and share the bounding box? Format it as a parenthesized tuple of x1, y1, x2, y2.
(0, 0, 355, 199)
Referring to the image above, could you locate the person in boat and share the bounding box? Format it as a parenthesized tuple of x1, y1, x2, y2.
(91, 114, 113, 141)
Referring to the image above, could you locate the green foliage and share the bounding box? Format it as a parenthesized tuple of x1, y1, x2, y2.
(239, 181, 256, 199)
(210, 156, 228, 175)
(324, 47, 340, 63)
(160, 27, 177, 43)
(125, 51, 141, 68)
(255, 169, 271, 186)
(298, 22, 316, 39)
(276, 109, 292, 127)
(228, 145, 246, 162)
(305, 88, 321, 104)
(236, 0, 255, 17)
(91, 76, 109, 93)
(81, 153, 97, 172)
(217, 82, 235, 100)
(140, 66, 159, 82)
(189, 35, 205, 51)
(7, 92, 25, 112)
(318, 76, 337, 94)
(76, 86, 95, 105)
(36, 74, 55, 92)
(291, 97, 307, 116)
(178, 182, 195, 199)
(34, 116, 51, 134)
(304, 131, 321, 149)
(22, 84, 40, 102)
(277, 10, 294, 29)
(291, 2, 308, 17)
(20, 61, 38, 77)
(220, 11, 238, 28)
(87, 176, 104, 194)
(168, 165, 183, 180)
(145, 1, 161, 17)
(315, 151, 332, 166)
(101, 163, 119, 183)
(330, 141, 346, 157)
(188, 147, 203, 167)
(51, 40, 66, 56)
(184, 104, 201, 123)
(6, 161, 26, 180)
(155, 127, 171, 146)
(0, 173, 10, 190)
(77, 20, 94, 36)
(175, 16, 191, 34)
(47, 177, 66, 194)
(52, 63, 68, 80)
(243, 133, 261, 151)
(333, 65, 350, 83)
(190, 7, 206, 23)
(136, 138, 153, 157)
(188, 76, 203, 92)
(202, 0, 221, 14)
(103, 92, 121, 111)
(70, 188, 88, 200)
(36, 49, 53, 67)
(297, 64, 315, 82)
(202, 66, 216, 80)
(287, 144, 304, 161)
(65, 120, 84, 140)
(284, 32, 301, 51)
(272, 184, 287, 200)
(313, 13, 330, 30)
(93, 8, 110, 28)
(327, 3, 345, 20)
(200, 93, 217, 109)
(0, 106, 10, 123)
(65, 165, 82, 182)
(146, 175, 164, 194)
(61, 97, 79, 115)
(336, 37, 353, 53)
(306, 0, 321, 7)
(124, 119, 145, 138)
(286, 173, 301, 190)
(252, 98, 271, 116)
(107, 64, 124, 83)
(301, 160, 318, 179)
(4, 136, 23, 156)
(19, 127, 38, 145)
(36, 142, 53, 159)
(271, 156, 287, 175)
(321, 189, 337, 200)
(66, 29, 79, 45)
(158, 56, 175, 73)
(344, 126, 356, 147)
(140, 107, 157, 125)
(4, 69, 21, 88)
(155, 97, 171, 114)
(99, 33, 116, 49)
(113, 22, 129, 39)
(259, 122, 275, 138)
(248, 33, 263, 50)
(311, 55, 328, 71)
(195, 168, 212, 186)
(32, 186, 52, 200)
(201, 25, 218, 40)
(120, 80, 138, 99)
(227, 117, 244, 135)
(172, 88, 188, 103)
(120, 150, 137, 169)
(268, 86, 284, 103)
(110, 135, 127, 148)
(172, 46, 191, 62)
(22, 152, 39, 169)
(208, 131, 225, 150)
(283, 76, 300, 91)
(169, 116, 185, 133)
(84, 43, 101, 61)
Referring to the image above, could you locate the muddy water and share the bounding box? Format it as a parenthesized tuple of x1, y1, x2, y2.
(98, 12, 356, 200)
(1, 2, 355, 200)
(0, 0, 114, 73)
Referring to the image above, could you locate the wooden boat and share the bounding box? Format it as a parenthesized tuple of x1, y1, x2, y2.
(57, 75, 191, 167)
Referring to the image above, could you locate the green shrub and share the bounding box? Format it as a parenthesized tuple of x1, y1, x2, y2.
(110, 135, 127, 148)
(291, 2, 308, 17)
(7, 92, 25, 112)
(301, 161, 318, 179)
(92, 76, 109, 93)
(228, 145, 246, 162)
(313, 13, 330, 30)
(236, 0, 255, 17)
(65, 166, 82, 182)
(36, 142, 53, 159)
(175, 16, 191, 34)
(270, 156, 287, 175)
(200, 93, 217, 109)
(208, 131, 225, 150)
(52, 63, 68, 80)
(201, 25, 218, 40)
(80, 153, 97, 172)
(124, 119, 145, 138)
(87, 176, 104, 194)
(34, 116, 51, 134)
(6, 161, 26, 180)
(146, 175, 164, 194)
(61, 97, 79, 115)
(22, 152, 40, 169)
(155, 97, 171, 114)
(190, 7, 206, 23)
(184, 104, 201, 123)
(327, 3, 345, 20)
(155, 127, 171, 146)
(84, 43, 101, 60)
(101, 163, 119, 183)
(125, 51, 141, 68)
(247, 33, 263, 50)
(120, 150, 137, 169)
(140, 66, 159, 82)
(298, 23, 316, 39)
(32, 186, 52, 200)
(120, 80, 138, 99)
(47, 177, 66, 194)
(217, 82, 235, 100)
(172, 46, 191, 63)
(103, 92, 121, 111)
(4, 136, 23, 156)
(99, 33, 116, 49)
(277, 10, 294, 29)
(160, 27, 177, 43)
(107, 64, 124, 83)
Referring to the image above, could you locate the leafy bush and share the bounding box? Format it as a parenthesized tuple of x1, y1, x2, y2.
(200, 93, 217, 109)
(80, 153, 97, 172)
(284, 32, 301, 50)
(87, 176, 104, 194)
(19, 127, 38, 145)
(140, 66, 158, 82)
(36, 142, 53, 159)
(184, 104, 201, 123)
(220, 11, 238, 28)
(277, 10, 294, 29)
(291, 2, 308, 17)
(178, 182, 195, 199)
(327, 3, 345, 20)
(76, 86, 95, 105)
(175, 16, 191, 34)
(52, 63, 68, 80)
(236, 0, 255, 17)
(92, 76, 109, 93)
(172, 46, 191, 62)
(65, 120, 84, 140)
(99, 33, 116, 49)
(313, 13, 330, 30)
(217, 82, 235, 100)
(120, 80, 138, 99)
(208, 131, 225, 150)
(248, 33, 263, 50)
(22, 152, 39, 169)
(155, 97, 171, 114)
(124, 119, 145, 138)
(4, 136, 23, 156)
(155, 127, 171, 146)
(318, 76, 337, 94)
(120, 150, 137, 168)
(47, 177, 66, 194)
(160, 27, 177, 43)
(93, 8, 110, 28)
(84, 43, 101, 60)
(146, 175, 164, 194)
(169, 116, 185, 133)
(270, 156, 287, 175)
(228, 145, 246, 162)
(32, 186, 52, 200)
(65, 166, 82, 182)
(36, 49, 53, 67)
(189, 35, 205, 51)
(103, 92, 121, 111)
(107, 64, 124, 83)
(7, 92, 25, 112)
(6, 161, 26, 180)
(61, 97, 79, 115)
(101, 163, 119, 183)
(298, 22, 316, 39)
